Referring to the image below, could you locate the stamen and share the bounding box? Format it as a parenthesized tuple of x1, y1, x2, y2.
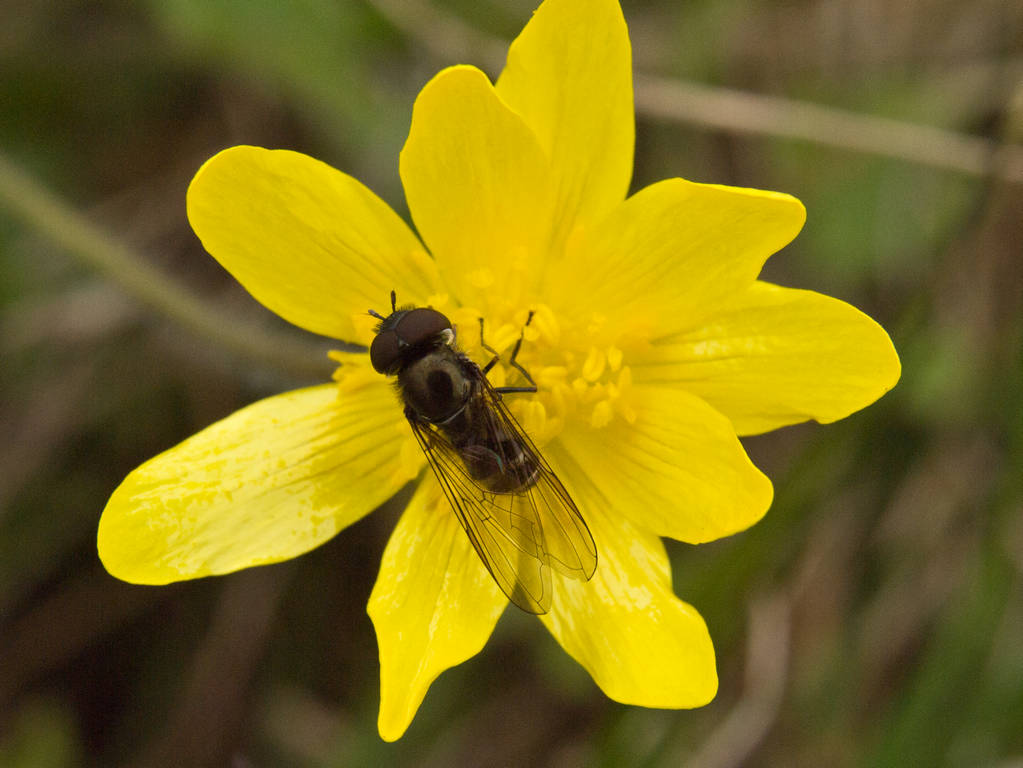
(349, 300, 636, 442)
(590, 400, 614, 429)
(529, 303, 560, 346)
(607, 345, 623, 372)
(520, 399, 548, 441)
(522, 304, 636, 434)
(581, 347, 607, 382)
(487, 362, 508, 389)
(489, 323, 521, 354)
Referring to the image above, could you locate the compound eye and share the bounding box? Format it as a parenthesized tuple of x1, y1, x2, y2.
(396, 308, 452, 346)
(369, 330, 402, 374)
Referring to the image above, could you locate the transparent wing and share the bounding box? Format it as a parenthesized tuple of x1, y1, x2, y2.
(407, 374, 597, 615)
(473, 375, 597, 582)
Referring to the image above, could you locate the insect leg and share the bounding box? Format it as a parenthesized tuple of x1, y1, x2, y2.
(505, 310, 537, 389)
(479, 317, 502, 375)
(481, 311, 537, 395)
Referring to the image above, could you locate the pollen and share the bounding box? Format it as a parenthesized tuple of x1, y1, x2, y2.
(581, 347, 606, 382)
(529, 303, 561, 346)
(519, 399, 548, 440)
(607, 345, 623, 372)
(481, 303, 638, 440)
(349, 298, 639, 447)
(590, 400, 614, 428)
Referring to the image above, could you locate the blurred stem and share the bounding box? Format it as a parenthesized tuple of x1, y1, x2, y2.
(633, 77, 1023, 183)
(366, 0, 1023, 184)
(659, 592, 791, 768)
(0, 152, 333, 379)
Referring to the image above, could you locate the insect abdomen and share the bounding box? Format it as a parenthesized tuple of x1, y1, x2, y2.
(451, 404, 541, 493)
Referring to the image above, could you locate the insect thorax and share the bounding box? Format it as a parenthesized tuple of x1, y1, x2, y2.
(397, 347, 472, 424)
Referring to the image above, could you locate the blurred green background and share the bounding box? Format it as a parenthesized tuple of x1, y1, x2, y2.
(2, 0, 1022, 765)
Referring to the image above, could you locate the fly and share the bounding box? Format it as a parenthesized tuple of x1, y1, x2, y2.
(368, 291, 597, 614)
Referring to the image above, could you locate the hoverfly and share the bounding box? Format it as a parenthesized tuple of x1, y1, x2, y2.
(368, 291, 597, 614)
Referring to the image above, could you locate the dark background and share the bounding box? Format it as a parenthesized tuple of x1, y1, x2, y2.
(2, 0, 1022, 765)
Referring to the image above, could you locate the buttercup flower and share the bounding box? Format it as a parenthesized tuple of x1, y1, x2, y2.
(97, 0, 900, 742)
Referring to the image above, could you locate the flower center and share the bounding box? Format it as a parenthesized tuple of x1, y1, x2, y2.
(447, 302, 637, 446)
(333, 298, 639, 448)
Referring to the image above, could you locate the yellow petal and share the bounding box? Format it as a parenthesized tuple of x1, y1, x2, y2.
(496, 0, 633, 238)
(548, 179, 805, 339)
(99, 373, 418, 583)
(399, 66, 553, 308)
(636, 281, 902, 435)
(554, 386, 772, 544)
(187, 145, 440, 343)
(537, 471, 717, 707)
(369, 480, 506, 741)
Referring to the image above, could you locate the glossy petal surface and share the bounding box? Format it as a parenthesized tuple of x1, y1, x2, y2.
(548, 179, 805, 338)
(188, 146, 439, 343)
(496, 0, 633, 237)
(99, 372, 417, 583)
(400, 66, 553, 307)
(541, 449, 718, 706)
(556, 387, 772, 544)
(369, 480, 507, 742)
(97, 0, 906, 743)
(636, 281, 902, 435)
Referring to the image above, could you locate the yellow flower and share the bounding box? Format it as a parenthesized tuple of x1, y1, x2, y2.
(97, 0, 900, 742)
